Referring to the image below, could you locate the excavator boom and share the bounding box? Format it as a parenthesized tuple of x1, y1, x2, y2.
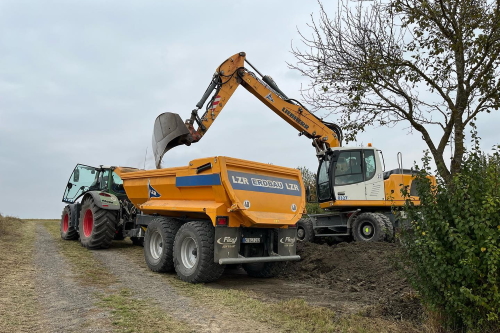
(153, 52, 342, 168)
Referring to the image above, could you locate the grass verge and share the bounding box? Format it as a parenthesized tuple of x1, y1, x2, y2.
(0, 216, 41, 332)
(99, 289, 192, 333)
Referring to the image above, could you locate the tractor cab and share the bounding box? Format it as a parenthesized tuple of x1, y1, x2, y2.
(62, 164, 126, 204)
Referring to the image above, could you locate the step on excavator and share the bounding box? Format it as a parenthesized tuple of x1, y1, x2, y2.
(154, 52, 431, 243)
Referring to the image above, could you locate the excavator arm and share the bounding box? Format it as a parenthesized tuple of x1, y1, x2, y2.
(153, 52, 342, 168)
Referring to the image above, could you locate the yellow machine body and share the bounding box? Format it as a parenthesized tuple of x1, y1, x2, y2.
(115, 156, 305, 229)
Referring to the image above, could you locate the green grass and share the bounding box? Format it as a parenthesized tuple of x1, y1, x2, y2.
(99, 289, 192, 333)
(0, 216, 41, 332)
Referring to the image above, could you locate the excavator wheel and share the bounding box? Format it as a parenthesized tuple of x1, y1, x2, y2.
(376, 213, 394, 242)
(60, 205, 78, 240)
(296, 218, 315, 242)
(351, 212, 386, 242)
(78, 197, 117, 249)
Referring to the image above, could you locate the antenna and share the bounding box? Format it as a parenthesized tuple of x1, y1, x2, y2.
(144, 147, 148, 169)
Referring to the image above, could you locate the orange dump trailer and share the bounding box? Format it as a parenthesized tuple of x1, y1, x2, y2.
(114, 156, 304, 283)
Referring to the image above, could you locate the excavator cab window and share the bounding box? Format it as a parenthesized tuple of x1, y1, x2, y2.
(363, 150, 376, 181)
(317, 156, 333, 202)
(334, 151, 363, 186)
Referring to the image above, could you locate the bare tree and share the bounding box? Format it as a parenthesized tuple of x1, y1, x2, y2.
(291, 0, 500, 183)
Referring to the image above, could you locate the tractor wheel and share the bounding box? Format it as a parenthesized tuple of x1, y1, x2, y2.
(131, 237, 144, 247)
(377, 213, 394, 242)
(60, 206, 78, 240)
(143, 217, 182, 273)
(78, 197, 117, 249)
(173, 221, 225, 283)
(351, 212, 386, 242)
(296, 218, 315, 242)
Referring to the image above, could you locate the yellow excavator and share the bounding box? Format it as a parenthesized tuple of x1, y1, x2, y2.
(153, 52, 426, 243)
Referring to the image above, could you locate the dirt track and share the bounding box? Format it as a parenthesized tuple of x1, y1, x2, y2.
(2, 219, 424, 332)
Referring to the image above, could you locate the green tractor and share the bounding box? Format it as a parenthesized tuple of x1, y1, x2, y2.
(60, 164, 143, 248)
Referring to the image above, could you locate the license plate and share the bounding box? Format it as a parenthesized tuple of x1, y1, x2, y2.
(242, 237, 261, 243)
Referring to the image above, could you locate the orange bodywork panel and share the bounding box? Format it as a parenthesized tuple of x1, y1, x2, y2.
(193, 52, 341, 150)
(115, 156, 305, 228)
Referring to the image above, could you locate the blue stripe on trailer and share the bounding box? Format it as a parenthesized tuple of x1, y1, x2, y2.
(176, 174, 222, 187)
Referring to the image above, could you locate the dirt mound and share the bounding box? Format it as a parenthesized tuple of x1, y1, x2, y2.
(281, 241, 423, 322)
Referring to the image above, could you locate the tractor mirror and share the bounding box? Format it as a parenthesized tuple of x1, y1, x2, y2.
(152, 112, 192, 169)
(73, 169, 80, 182)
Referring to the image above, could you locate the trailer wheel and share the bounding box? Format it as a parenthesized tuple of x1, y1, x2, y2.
(376, 213, 394, 242)
(243, 260, 286, 278)
(143, 218, 181, 272)
(351, 212, 386, 242)
(60, 206, 78, 240)
(79, 197, 117, 249)
(173, 221, 224, 283)
(296, 218, 315, 242)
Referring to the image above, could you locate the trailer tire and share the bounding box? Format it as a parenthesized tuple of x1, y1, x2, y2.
(296, 218, 314, 242)
(79, 197, 117, 249)
(377, 213, 394, 242)
(173, 221, 224, 283)
(60, 206, 78, 240)
(351, 212, 386, 242)
(243, 261, 286, 278)
(144, 218, 181, 273)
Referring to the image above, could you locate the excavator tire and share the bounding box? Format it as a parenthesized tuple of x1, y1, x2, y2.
(79, 197, 117, 249)
(144, 217, 182, 273)
(351, 212, 386, 242)
(376, 213, 394, 242)
(60, 205, 78, 240)
(296, 218, 315, 242)
(173, 221, 225, 283)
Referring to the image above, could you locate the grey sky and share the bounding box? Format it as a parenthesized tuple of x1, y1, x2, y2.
(1, 0, 498, 218)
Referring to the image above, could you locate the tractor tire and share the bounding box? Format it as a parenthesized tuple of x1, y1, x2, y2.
(243, 261, 287, 278)
(131, 237, 144, 247)
(79, 197, 117, 249)
(377, 213, 394, 242)
(144, 217, 182, 273)
(351, 212, 386, 242)
(60, 206, 78, 240)
(296, 218, 315, 242)
(173, 221, 225, 283)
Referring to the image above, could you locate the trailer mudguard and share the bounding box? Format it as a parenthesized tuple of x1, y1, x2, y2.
(82, 191, 120, 211)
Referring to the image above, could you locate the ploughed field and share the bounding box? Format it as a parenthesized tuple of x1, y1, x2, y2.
(0, 216, 425, 333)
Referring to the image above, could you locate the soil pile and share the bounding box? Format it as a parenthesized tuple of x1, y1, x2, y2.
(281, 241, 424, 322)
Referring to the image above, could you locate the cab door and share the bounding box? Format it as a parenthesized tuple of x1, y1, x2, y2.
(331, 150, 365, 202)
(316, 155, 334, 203)
(363, 149, 385, 201)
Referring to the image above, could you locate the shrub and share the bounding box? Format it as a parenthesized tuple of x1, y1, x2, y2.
(401, 148, 500, 332)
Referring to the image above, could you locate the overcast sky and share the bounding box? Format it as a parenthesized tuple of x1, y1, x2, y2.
(1, 0, 498, 218)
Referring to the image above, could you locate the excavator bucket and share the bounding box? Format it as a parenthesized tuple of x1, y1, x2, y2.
(152, 112, 192, 169)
